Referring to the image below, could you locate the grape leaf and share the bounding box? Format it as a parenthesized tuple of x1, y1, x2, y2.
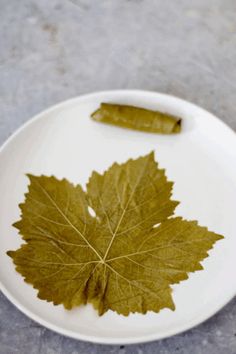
(91, 103, 181, 134)
(7, 152, 222, 316)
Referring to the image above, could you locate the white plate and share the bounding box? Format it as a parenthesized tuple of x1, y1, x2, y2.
(0, 90, 236, 345)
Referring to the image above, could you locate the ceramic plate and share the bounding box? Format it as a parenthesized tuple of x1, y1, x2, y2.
(0, 90, 235, 344)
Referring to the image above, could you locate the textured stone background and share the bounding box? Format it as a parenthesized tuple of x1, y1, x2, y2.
(0, 0, 236, 353)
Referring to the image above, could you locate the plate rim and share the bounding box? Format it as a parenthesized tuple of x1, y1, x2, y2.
(0, 89, 235, 345)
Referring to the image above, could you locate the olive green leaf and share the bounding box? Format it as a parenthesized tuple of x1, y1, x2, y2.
(91, 103, 181, 134)
(7, 152, 222, 316)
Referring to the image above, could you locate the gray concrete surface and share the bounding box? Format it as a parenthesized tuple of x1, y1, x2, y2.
(0, 0, 236, 353)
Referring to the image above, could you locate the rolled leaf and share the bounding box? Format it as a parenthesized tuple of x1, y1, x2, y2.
(91, 103, 181, 134)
